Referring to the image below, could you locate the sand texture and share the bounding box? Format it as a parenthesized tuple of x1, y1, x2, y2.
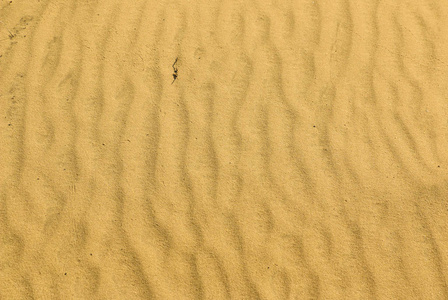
(1, 0, 448, 299)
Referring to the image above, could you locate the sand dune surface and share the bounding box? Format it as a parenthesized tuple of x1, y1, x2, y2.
(1, 0, 448, 299)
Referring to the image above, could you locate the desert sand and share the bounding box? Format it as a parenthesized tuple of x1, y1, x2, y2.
(1, 0, 448, 299)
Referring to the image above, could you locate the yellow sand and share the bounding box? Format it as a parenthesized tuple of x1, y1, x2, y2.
(1, 0, 448, 299)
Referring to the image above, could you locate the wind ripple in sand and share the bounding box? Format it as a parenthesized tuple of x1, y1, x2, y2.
(1, 0, 448, 299)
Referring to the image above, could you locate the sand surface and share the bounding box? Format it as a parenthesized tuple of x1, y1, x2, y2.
(1, 0, 448, 299)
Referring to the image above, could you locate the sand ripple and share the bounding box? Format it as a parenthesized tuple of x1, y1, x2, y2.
(1, 0, 448, 299)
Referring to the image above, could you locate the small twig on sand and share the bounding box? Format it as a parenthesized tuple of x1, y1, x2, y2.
(172, 57, 178, 84)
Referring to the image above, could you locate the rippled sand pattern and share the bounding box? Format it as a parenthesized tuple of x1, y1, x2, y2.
(1, 0, 448, 299)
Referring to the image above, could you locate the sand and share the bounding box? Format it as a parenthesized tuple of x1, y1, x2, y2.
(1, 0, 448, 299)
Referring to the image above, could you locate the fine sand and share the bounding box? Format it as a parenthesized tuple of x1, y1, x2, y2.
(1, 0, 448, 299)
